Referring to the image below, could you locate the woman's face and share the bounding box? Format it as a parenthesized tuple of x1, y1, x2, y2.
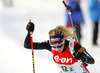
(51, 40, 65, 52)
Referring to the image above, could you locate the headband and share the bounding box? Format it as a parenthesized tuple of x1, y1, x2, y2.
(49, 32, 64, 45)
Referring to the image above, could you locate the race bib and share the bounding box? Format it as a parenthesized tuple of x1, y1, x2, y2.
(57, 64, 74, 73)
(56, 62, 88, 73)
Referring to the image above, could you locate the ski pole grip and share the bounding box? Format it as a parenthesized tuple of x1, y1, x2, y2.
(62, 0, 72, 12)
(29, 19, 33, 33)
(29, 19, 35, 73)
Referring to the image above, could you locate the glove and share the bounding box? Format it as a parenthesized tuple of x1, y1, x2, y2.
(73, 52, 82, 60)
(81, 53, 88, 63)
(73, 51, 88, 63)
(26, 22, 35, 32)
(81, 57, 87, 63)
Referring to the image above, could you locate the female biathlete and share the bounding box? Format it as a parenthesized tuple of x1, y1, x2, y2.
(24, 22, 95, 73)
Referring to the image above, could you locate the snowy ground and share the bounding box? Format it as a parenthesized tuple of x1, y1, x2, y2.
(0, 0, 100, 73)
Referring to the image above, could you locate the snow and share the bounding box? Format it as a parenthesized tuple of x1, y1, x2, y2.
(0, 0, 100, 73)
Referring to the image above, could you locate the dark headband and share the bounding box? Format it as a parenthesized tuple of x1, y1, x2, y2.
(49, 32, 64, 45)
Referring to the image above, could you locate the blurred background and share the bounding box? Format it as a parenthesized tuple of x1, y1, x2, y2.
(0, 0, 100, 73)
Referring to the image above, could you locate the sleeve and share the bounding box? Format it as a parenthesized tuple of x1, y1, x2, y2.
(24, 32, 51, 51)
(74, 43, 95, 64)
(74, 42, 82, 52)
(81, 51, 95, 64)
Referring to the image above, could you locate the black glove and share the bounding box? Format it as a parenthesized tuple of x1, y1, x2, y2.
(81, 54, 88, 63)
(26, 22, 34, 32)
(73, 52, 82, 60)
(73, 51, 88, 63)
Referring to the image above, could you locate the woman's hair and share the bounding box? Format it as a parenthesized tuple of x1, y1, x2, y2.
(49, 25, 75, 38)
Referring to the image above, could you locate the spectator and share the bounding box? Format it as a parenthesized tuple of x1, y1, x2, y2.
(87, 0, 100, 45)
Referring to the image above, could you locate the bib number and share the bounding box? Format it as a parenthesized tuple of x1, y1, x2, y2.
(61, 66, 74, 72)
(57, 64, 74, 72)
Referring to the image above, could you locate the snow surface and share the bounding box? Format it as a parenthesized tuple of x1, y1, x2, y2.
(0, 0, 100, 73)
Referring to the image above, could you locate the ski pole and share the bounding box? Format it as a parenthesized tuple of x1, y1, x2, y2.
(29, 19, 35, 73)
(62, 1, 90, 73)
(62, 0, 78, 42)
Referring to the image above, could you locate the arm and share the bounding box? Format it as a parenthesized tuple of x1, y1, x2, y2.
(24, 21, 51, 51)
(81, 50, 95, 64)
(24, 32, 51, 51)
(74, 43, 95, 64)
